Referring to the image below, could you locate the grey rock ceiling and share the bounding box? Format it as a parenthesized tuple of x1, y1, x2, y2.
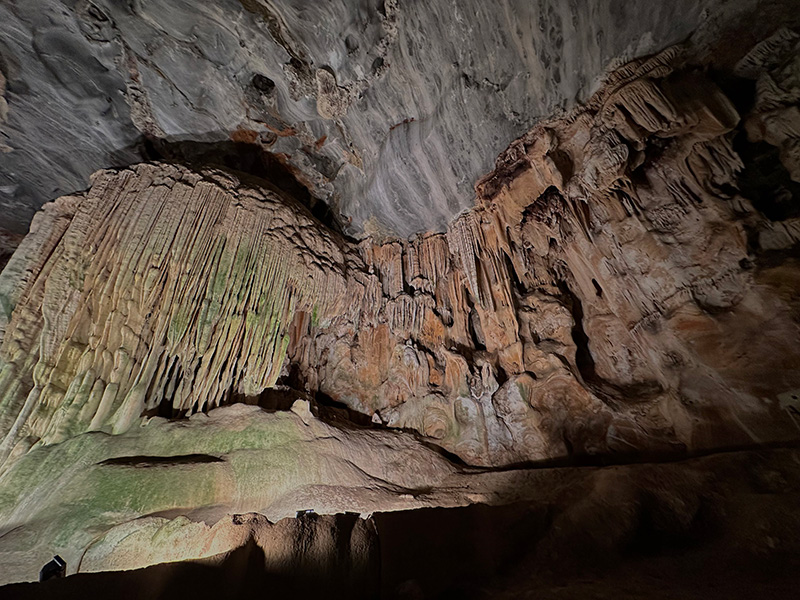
(0, 0, 794, 237)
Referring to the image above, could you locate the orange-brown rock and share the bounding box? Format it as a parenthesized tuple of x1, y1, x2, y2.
(299, 47, 800, 465)
(1, 45, 800, 475)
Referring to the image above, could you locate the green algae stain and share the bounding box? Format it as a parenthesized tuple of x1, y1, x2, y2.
(311, 304, 319, 328)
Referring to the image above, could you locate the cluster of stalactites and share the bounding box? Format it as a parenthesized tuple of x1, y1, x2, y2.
(0, 164, 347, 456)
(304, 43, 799, 466)
(1, 40, 798, 469)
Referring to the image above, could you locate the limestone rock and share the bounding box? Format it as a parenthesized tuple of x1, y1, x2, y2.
(0, 10, 799, 596)
(308, 45, 800, 465)
(0, 403, 450, 582)
(2, 42, 800, 471)
(0, 403, 797, 588)
(3, 1, 800, 237)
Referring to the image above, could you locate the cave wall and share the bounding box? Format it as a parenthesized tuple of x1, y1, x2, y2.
(2, 447, 800, 596)
(0, 17, 798, 591)
(0, 163, 352, 461)
(1, 35, 800, 472)
(300, 36, 800, 465)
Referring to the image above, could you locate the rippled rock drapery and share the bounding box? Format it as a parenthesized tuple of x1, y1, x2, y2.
(0, 163, 351, 459)
(1, 41, 800, 473)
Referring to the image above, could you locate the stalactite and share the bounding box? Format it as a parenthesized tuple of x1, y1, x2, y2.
(1, 44, 799, 470)
(0, 164, 348, 456)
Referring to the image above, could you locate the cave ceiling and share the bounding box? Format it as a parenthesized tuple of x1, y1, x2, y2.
(2, 0, 795, 238)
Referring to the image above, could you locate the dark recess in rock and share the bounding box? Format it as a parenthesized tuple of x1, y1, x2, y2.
(251, 74, 275, 95)
(140, 136, 348, 236)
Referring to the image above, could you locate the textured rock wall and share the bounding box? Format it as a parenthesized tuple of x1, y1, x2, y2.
(3, 0, 800, 237)
(740, 29, 800, 250)
(0, 397, 797, 586)
(301, 41, 800, 465)
(1, 418, 798, 591)
(0, 402, 455, 582)
(1, 39, 800, 470)
(0, 31, 799, 589)
(0, 164, 350, 460)
(0, 230, 22, 273)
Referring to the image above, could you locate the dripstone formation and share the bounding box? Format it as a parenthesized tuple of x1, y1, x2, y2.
(2, 41, 800, 471)
(0, 19, 799, 597)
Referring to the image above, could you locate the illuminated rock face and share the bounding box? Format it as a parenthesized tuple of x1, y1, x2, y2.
(7, 0, 798, 238)
(1, 33, 800, 588)
(304, 42, 800, 466)
(2, 42, 800, 473)
(0, 164, 349, 458)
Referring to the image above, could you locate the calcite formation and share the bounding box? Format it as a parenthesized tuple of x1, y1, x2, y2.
(1, 43, 800, 475)
(3, 0, 799, 237)
(739, 29, 800, 251)
(313, 43, 800, 465)
(1, 31, 800, 591)
(0, 165, 351, 464)
(0, 402, 447, 581)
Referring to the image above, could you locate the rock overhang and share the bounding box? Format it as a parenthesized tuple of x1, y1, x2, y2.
(3, 0, 798, 239)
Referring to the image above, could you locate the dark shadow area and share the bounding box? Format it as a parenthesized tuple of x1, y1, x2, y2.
(2, 537, 376, 600)
(711, 71, 757, 116)
(0, 229, 24, 273)
(221, 385, 304, 413)
(374, 447, 800, 599)
(311, 390, 376, 428)
(375, 502, 551, 599)
(140, 136, 348, 237)
(713, 71, 800, 226)
(3, 448, 800, 599)
(97, 454, 224, 467)
(734, 135, 800, 222)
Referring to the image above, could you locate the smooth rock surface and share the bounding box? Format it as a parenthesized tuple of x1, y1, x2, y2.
(3, 0, 799, 237)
